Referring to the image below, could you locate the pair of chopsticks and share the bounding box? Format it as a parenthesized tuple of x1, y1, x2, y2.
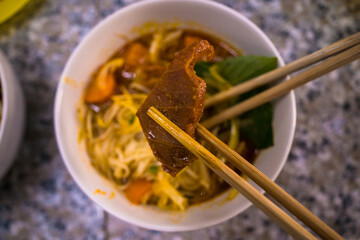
(146, 32, 360, 239)
(149, 107, 338, 240)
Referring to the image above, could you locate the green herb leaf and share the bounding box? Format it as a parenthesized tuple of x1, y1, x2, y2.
(194, 62, 212, 79)
(195, 62, 226, 94)
(216, 56, 277, 149)
(129, 114, 136, 125)
(239, 102, 274, 149)
(217, 56, 278, 86)
(195, 56, 277, 149)
(148, 166, 158, 174)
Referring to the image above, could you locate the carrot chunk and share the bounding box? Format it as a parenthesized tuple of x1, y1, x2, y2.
(85, 74, 116, 103)
(124, 179, 153, 205)
(124, 43, 148, 67)
(84, 58, 124, 104)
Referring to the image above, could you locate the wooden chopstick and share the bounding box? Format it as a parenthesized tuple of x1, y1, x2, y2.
(196, 123, 343, 240)
(202, 42, 360, 129)
(147, 107, 317, 240)
(205, 31, 360, 108)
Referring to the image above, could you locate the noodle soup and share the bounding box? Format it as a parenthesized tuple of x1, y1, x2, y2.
(78, 29, 274, 211)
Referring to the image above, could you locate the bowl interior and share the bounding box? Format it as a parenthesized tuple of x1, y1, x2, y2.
(55, 0, 295, 232)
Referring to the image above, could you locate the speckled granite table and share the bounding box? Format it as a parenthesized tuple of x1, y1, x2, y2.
(0, 0, 359, 239)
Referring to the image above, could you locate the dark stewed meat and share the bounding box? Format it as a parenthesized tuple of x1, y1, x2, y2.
(136, 40, 214, 176)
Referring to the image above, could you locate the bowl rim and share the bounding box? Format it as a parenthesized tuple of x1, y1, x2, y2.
(54, 0, 296, 231)
(0, 49, 25, 182)
(0, 50, 10, 147)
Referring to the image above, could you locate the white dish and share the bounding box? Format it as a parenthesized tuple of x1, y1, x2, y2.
(0, 50, 25, 181)
(54, 0, 296, 232)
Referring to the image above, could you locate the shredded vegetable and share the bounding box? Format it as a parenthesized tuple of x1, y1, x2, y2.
(149, 32, 164, 63)
(209, 65, 232, 91)
(79, 87, 219, 210)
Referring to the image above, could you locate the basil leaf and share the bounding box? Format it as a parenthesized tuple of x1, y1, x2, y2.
(217, 56, 277, 149)
(194, 62, 212, 79)
(195, 55, 277, 149)
(195, 62, 219, 94)
(217, 56, 278, 86)
(239, 102, 274, 149)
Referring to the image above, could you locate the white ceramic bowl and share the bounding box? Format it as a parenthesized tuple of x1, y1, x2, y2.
(0, 50, 25, 181)
(54, 0, 296, 232)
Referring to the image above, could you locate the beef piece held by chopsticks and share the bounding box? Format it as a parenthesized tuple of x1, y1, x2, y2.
(136, 40, 214, 176)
